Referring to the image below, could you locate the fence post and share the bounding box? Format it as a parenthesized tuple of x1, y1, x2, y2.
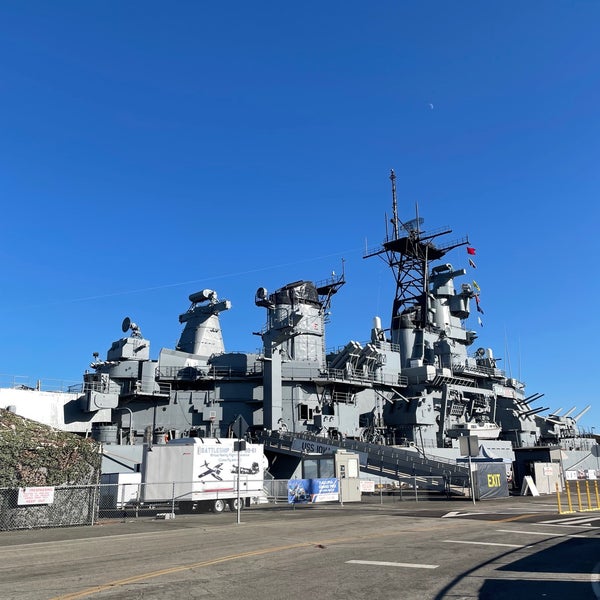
(414, 476, 418, 502)
(171, 481, 176, 517)
(90, 482, 98, 527)
(135, 483, 140, 519)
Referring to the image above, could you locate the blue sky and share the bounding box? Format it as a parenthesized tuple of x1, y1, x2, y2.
(1, 2, 599, 429)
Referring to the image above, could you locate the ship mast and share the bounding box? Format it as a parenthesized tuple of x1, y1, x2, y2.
(364, 171, 468, 345)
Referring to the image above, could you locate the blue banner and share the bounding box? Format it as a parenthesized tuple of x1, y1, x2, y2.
(287, 478, 339, 504)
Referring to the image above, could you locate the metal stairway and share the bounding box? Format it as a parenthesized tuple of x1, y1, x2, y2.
(257, 431, 470, 491)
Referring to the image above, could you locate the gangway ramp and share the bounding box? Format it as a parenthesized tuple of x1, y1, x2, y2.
(258, 431, 469, 491)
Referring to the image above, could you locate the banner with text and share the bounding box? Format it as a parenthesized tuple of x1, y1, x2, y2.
(287, 478, 339, 504)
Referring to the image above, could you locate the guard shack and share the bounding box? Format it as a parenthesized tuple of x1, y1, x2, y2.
(298, 449, 361, 503)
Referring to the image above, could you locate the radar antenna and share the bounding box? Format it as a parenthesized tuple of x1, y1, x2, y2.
(121, 316, 142, 338)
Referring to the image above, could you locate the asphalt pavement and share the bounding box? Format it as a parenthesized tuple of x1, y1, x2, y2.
(0, 495, 598, 600)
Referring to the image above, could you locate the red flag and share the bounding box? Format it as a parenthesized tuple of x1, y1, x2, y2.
(467, 247, 476, 255)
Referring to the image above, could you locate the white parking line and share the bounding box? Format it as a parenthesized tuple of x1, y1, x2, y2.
(496, 529, 589, 538)
(532, 523, 597, 530)
(346, 560, 438, 569)
(539, 515, 600, 526)
(443, 539, 527, 548)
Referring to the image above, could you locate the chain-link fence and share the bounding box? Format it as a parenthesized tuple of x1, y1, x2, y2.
(0, 475, 471, 531)
(96, 479, 264, 519)
(359, 475, 471, 504)
(0, 485, 97, 531)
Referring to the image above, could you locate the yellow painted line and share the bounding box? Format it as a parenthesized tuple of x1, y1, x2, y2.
(494, 513, 537, 523)
(51, 521, 466, 599)
(51, 542, 314, 600)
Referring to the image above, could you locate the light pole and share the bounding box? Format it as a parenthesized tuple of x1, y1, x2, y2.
(592, 428, 599, 476)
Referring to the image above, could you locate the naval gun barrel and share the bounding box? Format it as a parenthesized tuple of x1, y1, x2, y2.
(524, 393, 545, 403)
(515, 393, 544, 407)
(573, 405, 592, 422)
(520, 406, 549, 418)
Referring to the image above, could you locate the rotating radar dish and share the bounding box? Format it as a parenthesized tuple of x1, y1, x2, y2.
(121, 317, 131, 333)
(401, 217, 424, 234)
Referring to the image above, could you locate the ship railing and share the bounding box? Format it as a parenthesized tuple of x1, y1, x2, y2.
(452, 363, 506, 378)
(155, 363, 407, 387)
(364, 228, 463, 255)
(259, 431, 469, 479)
(436, 234, 470, 252)
(331, 391, 355, 403)
(156, 363, 264, 381)
(327, 340, 401, 355)
(314, 273, 345, 290)
(323, 368, 407, 387)
(0, 375, 82, 394)
(82, 380, 122, 395)
(363, 242, 387, 258)
(320, 391, 355, 404)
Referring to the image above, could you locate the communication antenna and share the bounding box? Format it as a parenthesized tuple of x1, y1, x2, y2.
(390, 169, 399, 240)
(121, 317, 131, 333)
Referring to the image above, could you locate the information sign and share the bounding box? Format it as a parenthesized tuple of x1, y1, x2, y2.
(17, 486, 55, 505)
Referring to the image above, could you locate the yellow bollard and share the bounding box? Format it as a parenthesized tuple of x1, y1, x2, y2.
(576, 480, 583, 512)
(565, 481, 574, 513)
(585, 480, 593, 511)
(594, 480, 600, 511)
(555, 482, 563, 513)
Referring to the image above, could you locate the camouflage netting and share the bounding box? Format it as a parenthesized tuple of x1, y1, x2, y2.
(0, 409, 101, 529)
(0, 408, 100, 487)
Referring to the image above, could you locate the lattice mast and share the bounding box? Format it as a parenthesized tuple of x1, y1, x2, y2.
(364, 170, 468, 345)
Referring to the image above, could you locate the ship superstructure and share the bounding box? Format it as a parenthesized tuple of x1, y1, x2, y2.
(74, 172, 587, 454)
(3, 172, 596, 478)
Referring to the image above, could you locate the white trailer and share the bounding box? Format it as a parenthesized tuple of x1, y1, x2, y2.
(141, 437, 268, 513)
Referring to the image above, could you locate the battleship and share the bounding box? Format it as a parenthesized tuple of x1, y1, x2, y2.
(1, 171, 598, 480)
